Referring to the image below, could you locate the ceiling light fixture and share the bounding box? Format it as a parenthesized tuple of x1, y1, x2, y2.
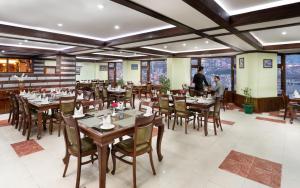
(1, 50, 5, 53)
(24, 39, 28, 42)
(57, 23, 63, 27)
(194, 46, 198, 49)
(205, 41, 209, 44)
(114, 25, 120, 30)
(18, 42, 23, 45)
(97, 4, 104, 10)
(164, 46, 168, 49)
(182, 43, 186, 46)
(281, 31, 287, 35)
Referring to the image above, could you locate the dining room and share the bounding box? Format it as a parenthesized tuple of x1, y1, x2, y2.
(0, 1, 300, 188)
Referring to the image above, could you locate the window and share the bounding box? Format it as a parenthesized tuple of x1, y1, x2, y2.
(201, 57, 232, 90)
(286, 54, 300, 96)
(140, 60, 167, 84)
(0, 58, 32, 73)
(150, 60, 167, 84)
(108, 62, 123, 83)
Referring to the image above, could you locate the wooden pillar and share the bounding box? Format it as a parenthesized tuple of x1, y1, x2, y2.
(281, 54, 286, 93)
(231, 56, 235, 92)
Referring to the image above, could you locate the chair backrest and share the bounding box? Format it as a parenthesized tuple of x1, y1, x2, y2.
(81, 99, 103, 113)
(94, 87, 101, 100)
(21, 97, 32, 122)
(125, 87, 133, 98)
(133, 113, 157, 154)
(139, 100, 154, 112)
(83, 90, 93, 100)
(146, 83, 152, 92)
(16, 95, 24, 113)
(173, 95, 187, 113)
(62, 114, 81, 153)
(11, 94, 19, 112)
(59, 96, 76, 116)
(158, 94, 170, 110)
(102, 87, 108, 98)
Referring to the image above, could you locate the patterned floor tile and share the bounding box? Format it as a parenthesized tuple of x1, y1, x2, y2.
(219, 150, 282, 188)
(0, 119, 10, 127)
(11, 140, 44, 157)
(256, 117, 286, 124)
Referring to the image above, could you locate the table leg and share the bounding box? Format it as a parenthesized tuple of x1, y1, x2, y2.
(132, 94, 136, 109)
(156, 122, 164, 161)
(204, 110, 208, 136)
(138, 89, 141, 99)
(37, 110, 43, 139)
(97, 144, 108, 188)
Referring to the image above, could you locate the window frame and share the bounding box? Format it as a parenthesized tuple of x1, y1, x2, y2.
(140, 59, 167, 84)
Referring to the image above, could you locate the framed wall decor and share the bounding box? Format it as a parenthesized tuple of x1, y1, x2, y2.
(239, 58, 244, 69)
(263, 59, 273, 68)
(131, 64, 138, 70)
(99, 65, 108, 71)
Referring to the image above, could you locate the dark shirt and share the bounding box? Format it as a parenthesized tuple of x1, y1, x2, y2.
(193, 73, 209, 91)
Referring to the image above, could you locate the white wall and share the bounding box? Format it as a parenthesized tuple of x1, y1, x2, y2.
(167, 58, 191, 90)
(123, 60, 140, 84)
(236, 53, 277, 98)
(76, 62, 108, 81)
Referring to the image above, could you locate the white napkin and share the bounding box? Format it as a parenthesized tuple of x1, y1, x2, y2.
(42, 97, 49, 104)
(74, 105, 84, 116)
(103, 115, 111, 126)
(167, 90, 171, 95)
(294, 90, 300, 98)
(77, 93, 84, 100)
(144, 106, 152, 116)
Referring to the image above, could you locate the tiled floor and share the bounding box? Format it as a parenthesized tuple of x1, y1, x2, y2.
(0, 103, 300, 188)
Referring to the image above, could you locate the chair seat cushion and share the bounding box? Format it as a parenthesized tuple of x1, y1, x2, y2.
(70, 137, 97, 153)
(114, 138, 150, 154)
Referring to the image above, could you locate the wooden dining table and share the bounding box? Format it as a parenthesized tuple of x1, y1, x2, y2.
(77, 109, 164, 188)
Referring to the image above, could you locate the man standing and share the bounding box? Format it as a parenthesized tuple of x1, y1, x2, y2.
(212, 75, 224, 98)
(193, 66, 209, 94)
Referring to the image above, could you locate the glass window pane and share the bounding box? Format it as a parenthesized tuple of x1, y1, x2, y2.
(150, 60, 167, 84)
(141, 67, 148, 84)
(201, 57, 232, 90)
(141, 61, 148, 67)
(191, 58, 199, 65)
(116, 62, 123, 80)
(0, 58, 7, 72)
(286, 54, 300, 96)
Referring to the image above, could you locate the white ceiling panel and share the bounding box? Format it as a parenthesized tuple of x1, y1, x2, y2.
(115, 34, 199, 48)
(131, 0, 218, 30)
(184, 52, 239, 58)
(144, 38, 228, 53)
(0, 37, 73, 50)
(0, 0, 172, 41)
(216, 35, 256, 51)
(215, 0, 300, 15)
(236, 17, 300, 31)
(251, 25, 300, 45)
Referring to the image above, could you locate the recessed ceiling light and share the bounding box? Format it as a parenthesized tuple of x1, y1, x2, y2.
(1, 50, 5, 53)
(164, 46, 168, 49)
(97, 4, 104, 9)
(119, 51, 123, 53)
(205, 41, 209, 44)
(24, 39, 28, 42)
(194, 46, 198, 49)
(281, 31, 287, 35)
(57, 23, 63, 27)
(114, 25, 120, 30)
(182, 43, 186, 46)
(18, 42, 23, 45)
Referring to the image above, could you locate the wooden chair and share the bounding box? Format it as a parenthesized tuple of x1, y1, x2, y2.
(11, 94, 19, 127)
(81, 99, 103, 113)
(282, 91, 290, 120)
(172, 95, 196, 134)
(120, 87, 133, 108)
(141, 83, 153, 99)
(54, 96, 76, 137)
(158, 95, 174, 129)
(111, 113, 157, 188)
(8, 92, 14, 123)
(61, 114, 100, 188)
(198, 98, 223, 135)
(93, 86, 101, 100)
(221, 88, 229, 111)
(21, 97, 38, 140)
(16, 95, 25, 132)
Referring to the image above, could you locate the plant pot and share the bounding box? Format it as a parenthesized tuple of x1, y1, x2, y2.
(243, 104, 254, 114)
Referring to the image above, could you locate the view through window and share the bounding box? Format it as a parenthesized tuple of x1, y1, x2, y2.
(201, 57, 232, 90)
(286, 54, 300, 96)
(150, 60, 167, 84)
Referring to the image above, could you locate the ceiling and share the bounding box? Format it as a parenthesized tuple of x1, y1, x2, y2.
(0, 0, 299, 60)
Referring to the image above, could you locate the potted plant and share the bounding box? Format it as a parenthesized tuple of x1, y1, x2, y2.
(117, 79, 125, 88)
(159, 75, 170, 94)
(242, 87, 254, 114)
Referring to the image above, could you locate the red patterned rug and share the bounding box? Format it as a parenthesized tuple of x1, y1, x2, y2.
(11, 139, 44, 157)
(0, 119, 10, 127)
(219, 150, 281, 188)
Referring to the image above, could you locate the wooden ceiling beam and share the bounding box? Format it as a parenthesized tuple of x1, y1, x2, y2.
(183, 0, 263, 50)
(263, 43, 300, 50)
(230, 3, 300, 26)
(173, 48, 237, 57)
(111, 0, 243, 52)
